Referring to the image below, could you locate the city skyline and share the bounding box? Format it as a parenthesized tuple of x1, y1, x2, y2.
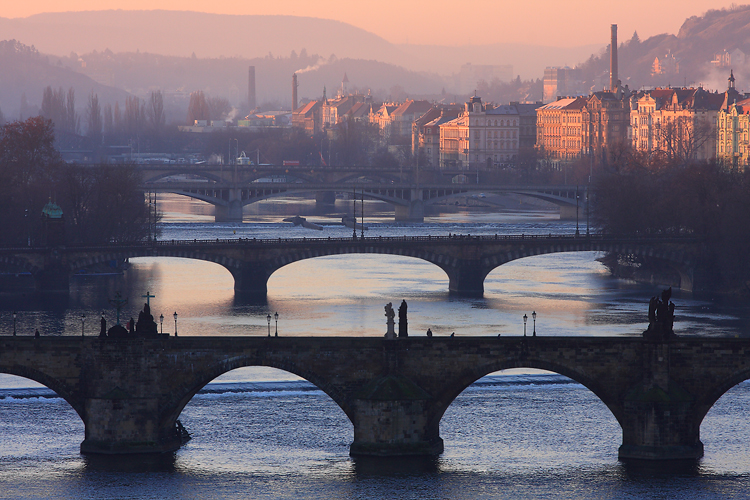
(0, 0, 741, 48)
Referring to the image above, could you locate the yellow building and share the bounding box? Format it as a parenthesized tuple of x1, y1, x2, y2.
(536, 96, 587, 162)
(629, 87, 724, 162)
(717, 97, 750, 170)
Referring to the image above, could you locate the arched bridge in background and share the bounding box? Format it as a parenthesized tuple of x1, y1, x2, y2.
(133, 164, 586, 222)
(0, 235, 704, 295)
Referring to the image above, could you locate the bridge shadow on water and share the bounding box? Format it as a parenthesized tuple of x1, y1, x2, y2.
(81, 452, 178, 474)
(351, 455, 440, 477)
(619, 458, 702, 479)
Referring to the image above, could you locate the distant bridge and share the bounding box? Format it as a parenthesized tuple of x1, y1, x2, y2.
(0, 234, 703, 295)
(132, 163, 586, 222)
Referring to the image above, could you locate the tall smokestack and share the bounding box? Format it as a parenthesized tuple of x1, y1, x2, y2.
(610, 24, 618, 92)
(248, 66, 256, 110)
(292, 73, 298, 112)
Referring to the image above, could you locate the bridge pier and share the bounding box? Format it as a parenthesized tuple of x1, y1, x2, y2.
(230, 263, 270, 296)
(214, 200, 244, 223)
(315, 191, 336, 206)
(618, 342, 704, 460)
(349, 375, 444, 456)
(394, 200, 424, 222)
(447, 265, 486, 296)
(81, 397, 183, 454)
(34, 254, 70, 292)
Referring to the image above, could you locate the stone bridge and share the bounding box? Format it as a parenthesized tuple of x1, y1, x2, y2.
(145, 181, 584, 222)
(138, 161, 584, 221)
(1, 334, 748, 461)
(0, 235, 703, 295)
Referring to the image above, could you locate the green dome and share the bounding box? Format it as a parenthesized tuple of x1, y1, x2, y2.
(41, 200, 63, 219)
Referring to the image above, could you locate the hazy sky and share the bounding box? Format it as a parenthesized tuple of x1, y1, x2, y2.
(1, 0, 740, 47)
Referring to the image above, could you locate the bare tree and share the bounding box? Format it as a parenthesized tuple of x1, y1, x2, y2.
(187, 91, 209, 124)
(124, 96, 145, 137)
(103, 103, 113, 139)
(147, 91, 166, 132)
(86, 92, 102, 143)
(66, 88, 80, 135)
(655, 115, 713, 166)
(114, 102, 123, 136)
(207, 96, 232, 121)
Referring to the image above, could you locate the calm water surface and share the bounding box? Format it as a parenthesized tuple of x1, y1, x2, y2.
(1, 195, 749, 499)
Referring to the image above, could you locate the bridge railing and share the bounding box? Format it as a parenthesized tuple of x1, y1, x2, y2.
(0, 234, 705, 252)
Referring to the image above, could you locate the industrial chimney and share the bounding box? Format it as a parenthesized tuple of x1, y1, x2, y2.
(248, 66, 256, 110)
(292, 73, 298, 112)
(610, 24, 618, 92)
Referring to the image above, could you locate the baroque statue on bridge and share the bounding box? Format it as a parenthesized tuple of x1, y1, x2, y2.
(644, 287, 676, 341)
(135, 303, 159, 336)
(384, 303, 396, 339)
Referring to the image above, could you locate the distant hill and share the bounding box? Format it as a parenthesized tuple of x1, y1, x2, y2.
(576, 5, 750, 92)
(0, 11, 407, 68)
(0, 40, 130, 121)
(0, 10, 601, 80)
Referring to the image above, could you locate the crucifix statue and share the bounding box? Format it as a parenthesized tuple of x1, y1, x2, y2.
(142, 291, 155, 307)
(108, 292, 128, 326)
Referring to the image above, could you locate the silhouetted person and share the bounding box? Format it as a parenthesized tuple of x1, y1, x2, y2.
(34, 329, 40, 338)
(426, 328, 432, 337)
(398, 300, 408, 337)
(100, 317, 107, 337)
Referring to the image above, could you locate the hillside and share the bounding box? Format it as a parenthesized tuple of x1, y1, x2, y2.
(0, 11, 407, 69)
(576, 5, 750, 92)
(0, 10, 600, 80)
(0, 40, 130, 121)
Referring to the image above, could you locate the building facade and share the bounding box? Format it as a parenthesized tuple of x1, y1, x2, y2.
(717, 97, 750, 170)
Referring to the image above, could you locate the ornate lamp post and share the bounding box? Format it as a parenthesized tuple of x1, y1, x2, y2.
(532, 311, 537, 337)
(81, 313, 86, 337)
(159, 314, 164, 334)
(523, 313, 527, 337)
(576, 186, 581, 238)
(274, 312, 279, 337)
(13, 311, 17, 336)
(173, 312, 178, 337)
(267, 314, 271, 337)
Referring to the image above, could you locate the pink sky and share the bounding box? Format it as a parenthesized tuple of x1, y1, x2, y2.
(0, 0, 740, 47)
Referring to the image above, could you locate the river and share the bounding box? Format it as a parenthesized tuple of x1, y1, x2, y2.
(1, 194, 749, 499)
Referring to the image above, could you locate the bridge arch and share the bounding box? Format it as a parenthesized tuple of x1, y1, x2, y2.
(161, 356, 355, 434)
(66, 250, 244, 282)
(264, 245, 454, 293)
(694, 369, 750, 431)
(0, 367, 84, 419)
(427, 357, 625, 438)
(0, 255, 39, 275)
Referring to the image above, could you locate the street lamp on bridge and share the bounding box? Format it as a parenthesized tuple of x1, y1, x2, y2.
(532, 311, 536, 337)
(160, 314, 164, 334)
(173, 312, 178, 337)
(81, 313, 86, 337)
(267, 314, 271, 337)
(274, 312, 278, 337)
(576, 186, 581, 238)
(523, 313, 527, 337)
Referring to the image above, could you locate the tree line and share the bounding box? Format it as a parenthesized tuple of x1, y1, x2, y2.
(0, 117, 155, 247)
(592, 158, 750, 292)
(39, 86, 167, 144)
